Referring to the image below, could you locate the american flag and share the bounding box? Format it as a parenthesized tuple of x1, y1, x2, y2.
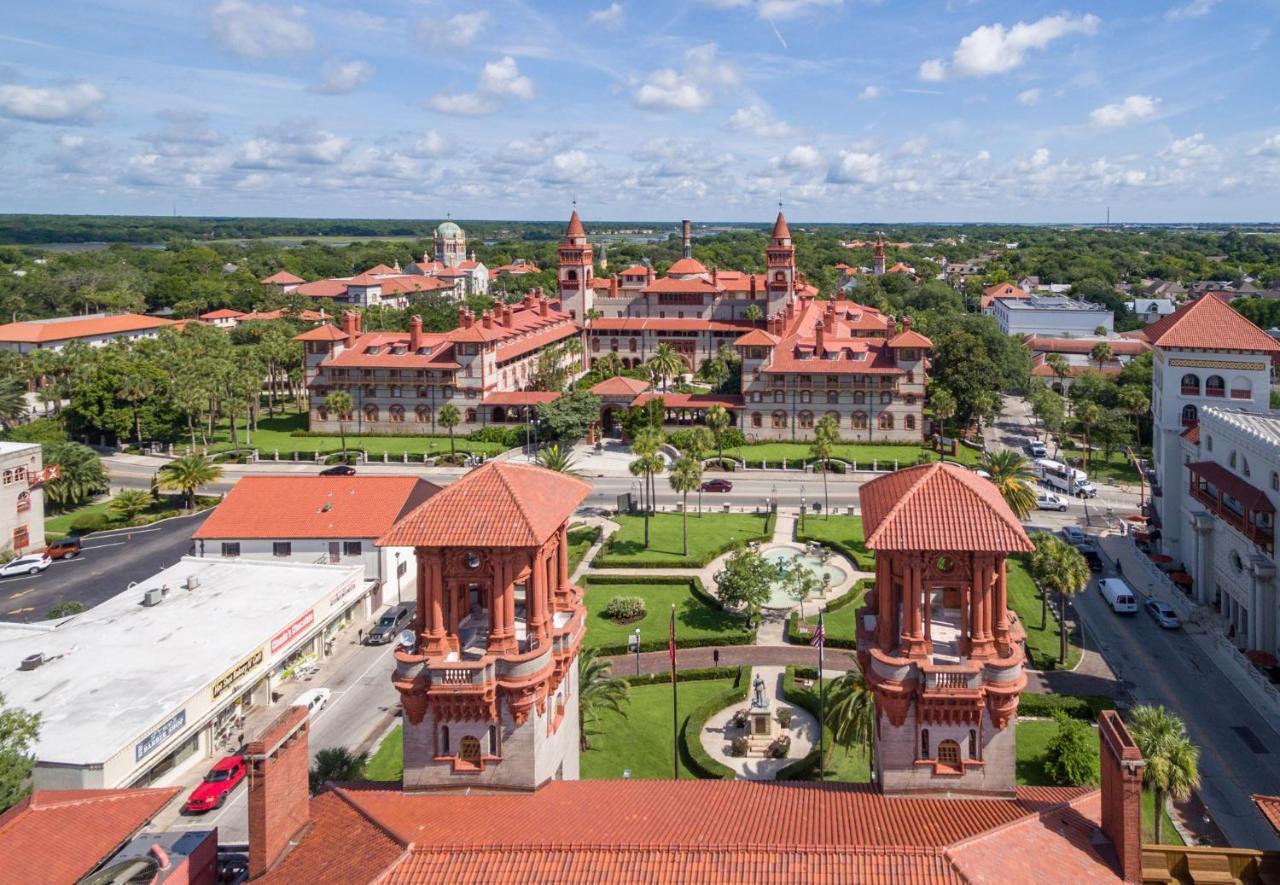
(810, 615, 825, 648)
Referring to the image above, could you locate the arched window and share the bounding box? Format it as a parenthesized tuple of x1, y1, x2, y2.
(465, 408, 477, 423)
(1243, 457, 1251, 478)
(610, 338, 619, 352)
(905, 415, 916, 431)
(389, 404, 405, 422)
(459, 736, 482, 763)
(798, 410, 814, 429)
(751, 411, 762, 428)
(800, 390, 812, 404)
(1231, 377, 1252, 400)
(364, 405, 379, 422)
(389, 385, 401, 398)
(773, 391, 785, 404)
(937, 739, 961, 768)
(921, 728, 930, 758)
(825, 410, 840, 425)
(771, 410, 788, 429)
(826, 391, 838, 404)
(1205, 375, 1225, 397)
(566, 269, 578, 281)
(590, 337, 600, 352)
(905, 395, 916, 406)
(853, 391, 865, 404)
(1181, 404, 1197, 428)
(1272, 471, 1279, 492)
(488, 725, 498, 755)
(880, 391, 892, 405)
(851, 411, 867, 430)
(16, 491, 30, 512)
(416, 405, 431, 423)
(879, 412, 895, 430)
(417, 386, 429, 398)
(1229, 451, 1237, 469)
(1181, 374, 1200, 395)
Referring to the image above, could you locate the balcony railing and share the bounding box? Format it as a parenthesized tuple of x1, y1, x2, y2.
(1190, 483, 1274, 554)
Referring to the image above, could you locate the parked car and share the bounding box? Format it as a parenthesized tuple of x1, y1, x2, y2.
(45, 537, 82, 560)
(368, 604, 413, 644)
(1098, 577, 1139, 614)
(183, 754, 247, 813)
(0, 553, 51, 578)
(320, 464, 356, 476)
(1061, 526, 1087, 546)
(1144, 599, 1181, 629)
(700, 479, 733, 492)
(1026, 441, 1047, 458)
(294, 687, 332, 718)
(1035, 491, 1068, 512)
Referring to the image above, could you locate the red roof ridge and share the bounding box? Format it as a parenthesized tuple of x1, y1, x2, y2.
(1142, 293, 1280, 354)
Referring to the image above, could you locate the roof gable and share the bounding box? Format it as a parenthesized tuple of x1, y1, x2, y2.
(1142, 294, 1280, 354)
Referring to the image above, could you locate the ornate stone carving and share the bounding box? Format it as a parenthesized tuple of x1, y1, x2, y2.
(394, 675, 429, 725)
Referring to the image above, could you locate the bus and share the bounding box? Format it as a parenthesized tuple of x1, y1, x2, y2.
(1033, 458, 1098, 498)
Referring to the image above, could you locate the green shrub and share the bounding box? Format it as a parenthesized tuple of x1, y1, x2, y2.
(1018, 693, 1116, 722)
(775, 666, 837, 781)
(679, 672, 748, 779)
(47, 601, 85, 619)
(468, 425, 525, 447)
(777, 708, 793, 729)
(731, 736, 749, 757)
(623, 666, 744, 687)
(668, 428, 746, 452)
(603, 596, 646, 621)
(68, 511, 110, 535)
(1044, 710, 1099, 786)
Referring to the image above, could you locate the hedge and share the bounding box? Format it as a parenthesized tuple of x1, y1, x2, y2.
(775, 666, 837, 781)
(794, 533, 875, 573)
(594, 514, 775, 570)
(624, 666, 743, 687)
(584, 573, 726, 613)
(678, 667, 748, 780)
(592, 632, 755, 658)
(825, 578, 873, 612)
(785, 612, 857, 650)
(1019, 693, 1116, 722)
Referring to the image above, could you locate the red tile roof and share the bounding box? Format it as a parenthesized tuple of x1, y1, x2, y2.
(564, 210, 586, 238)
(261, 271, 305, 285)
(0, 313, 178, 344)
(983, 283, 1027, 298)
(888, 328, 933, 348)
(492, 321, 580, 362)
(862, 461, 1034, 553)
(1253, 795, 1280, 835)
(618, 264, 650, 277)
(771, 211, 791, 240)
(294, 279, 351, 298)
(259, 790, 407, 884)
(1023, 335, 1151, 357)
(0, 788, 180, 884)
(323, 332, 458, 369)
(1029, 354, 1122, 378)
(1181, 424, 1201, 443)
(1142, 293, 1280, 354)
(378, 462, 590, 548)
(590, 375, 651, 396)
(631, 393, 744, 410)
(294, 323, 349, 342)
(480, 391, 561, 407)
(194, 476, 438, 540)
(641, 276, 720, 295)
(201, 308, 246, 320)
(666, 257, 709, 276)
(734, 329, 781, 346)
(589, 317, 746, 333)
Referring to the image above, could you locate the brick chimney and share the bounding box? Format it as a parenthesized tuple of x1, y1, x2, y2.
(539, 296, 550, 318)
(502, 305, 513, 326)
(247, 705, 310, 879)
(341, 311, 358, 346)
(610, 273, 619, 298)
(409, 315, 422, 351)
(681, 219, 692, 259)
(814, 320, 825, 357)
(749, 275, 758, 299)
(902, 315, 912, 333)
(482, 311, 494, 330)
(1099, 710, 1146, 883)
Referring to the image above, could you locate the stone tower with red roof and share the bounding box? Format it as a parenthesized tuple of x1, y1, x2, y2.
(765, 210, 797, 319)
(856, 461, 1034, 796)
(377, 462, 592, 790)
(558, 209, 594, 321)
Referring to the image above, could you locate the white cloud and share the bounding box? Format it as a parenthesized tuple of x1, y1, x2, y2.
(776, 144, 823, 168)
(1089, 94, 1159, 128)
(210, 0, 314, 59)
(588, 3, 624, 29)
(827, 150, 883, 185)
(899, 136, 927, 156)
(409, 130, 449, 157)
(235, 126, 350, 169)
(757, 0, 841, 19)
(858, 85, 882, 101)
(420, 11, 490, 49)
(922, 13, 1099, 80)
(1250, 134, 1280, 158)
(727, 104, 792, 137)
(313, 60, 374, 95)
(1167, 0, 1218, 21)
(427, 56, 534, 116)
(633, 43, 739, 112)
(1017, 88, 1042, 106)
(1164, 133, 1217, 165)
(0, 82, 105, 124)
(543, 149, 596, 183)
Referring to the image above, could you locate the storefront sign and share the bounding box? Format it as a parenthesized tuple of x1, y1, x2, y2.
(328, 576, 359, 608)
(271, 609, 315, 654)
(211, 646, 265, 701)
(136, 709, 186, 762)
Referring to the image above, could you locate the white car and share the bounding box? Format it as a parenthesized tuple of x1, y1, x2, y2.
(293, 687, 332, 718)
(1036, 491, 1068, 512)
(0, 553, 51, 578)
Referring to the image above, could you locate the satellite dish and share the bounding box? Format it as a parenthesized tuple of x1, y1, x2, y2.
(397, 629, 416, 649)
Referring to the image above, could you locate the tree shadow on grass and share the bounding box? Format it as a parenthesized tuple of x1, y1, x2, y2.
(678, 595, 746, 635)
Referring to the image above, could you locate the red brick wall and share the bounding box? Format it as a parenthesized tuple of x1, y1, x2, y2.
(248, 706, 310, 879)
(1099, 710, 1145, 883)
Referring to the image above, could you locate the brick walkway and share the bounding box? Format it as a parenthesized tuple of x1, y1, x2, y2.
(603, 645, 853, 676)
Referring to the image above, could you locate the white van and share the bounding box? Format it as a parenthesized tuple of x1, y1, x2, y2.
(1098, 578, 1138, 615)
(1034, 459, 1098, 499)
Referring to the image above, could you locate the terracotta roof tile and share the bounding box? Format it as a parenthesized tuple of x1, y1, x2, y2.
(862, 461, 1034, 553)
(294, 279, 351, 298)
(641, 276, 720, 294)
(771, 211, 792, 240)
(259, 790, 406, 884)
(293, 323, 349, 342)
(201, 308, 246, 319)
(1253, 794, 1280, 834)
(564, 210, 586, 238)
(1181, 423, 1201, 443)
(589, 318, 745, 332)
(590, 375, 651, 396)
(194, 476, 438, 540)
(631, 393, 744, 410)
(378, 462, 590, 548)
(734, 329, 781, 346)
(0, 313, 178, 344)
(1023, 336, 1150, 357)
(888, 328, 933, 348)
(1142, 293, 1280, 354)
(261, 271, 305, 284)
(666, 257, 709, 276)
(0, 787, 180, 884)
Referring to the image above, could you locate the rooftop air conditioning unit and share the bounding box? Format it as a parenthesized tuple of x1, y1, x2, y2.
(186, 575, 200, 592)
(142, 588, 164, 607)
(19, 653, 44, 671)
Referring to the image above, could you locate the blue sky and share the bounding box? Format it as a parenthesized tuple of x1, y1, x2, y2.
(0, 0, 1277, 222)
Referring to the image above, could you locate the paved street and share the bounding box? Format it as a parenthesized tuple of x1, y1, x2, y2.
(0, 510, 209, 622)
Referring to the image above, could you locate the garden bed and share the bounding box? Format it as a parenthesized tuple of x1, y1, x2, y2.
(582, 576, 753, 654)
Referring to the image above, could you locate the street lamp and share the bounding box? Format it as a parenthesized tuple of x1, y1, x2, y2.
(800, 495, 807, 533)
(629, 628, 642, 675)
(394, 552, 403, 604)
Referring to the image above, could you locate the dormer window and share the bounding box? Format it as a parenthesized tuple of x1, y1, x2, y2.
(364, 345, 380, 355)
(391, 346, 406, 355)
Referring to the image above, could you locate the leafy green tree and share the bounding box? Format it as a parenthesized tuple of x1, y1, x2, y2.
(646, 343, 685, 391)
(1129, 705, 1201, 844)
(1093, 408, 1133, 463)
(714, 547, 774, 624)
(1076, 401, 1103, 475)
(593, 351, 624, 379)
(781, 559, 821, 619)
(108, 489, 154, 523)
(115, 373, 153, 448)
(980, 449, 1037, 519)
(46, 600, 85, 619)
(812, 413, 839, 517)
(1044, 710, 1098, 786)
(1030, 386, 1065, 447)
(825, 669, 875, 771)
(0, 378, 26, 430)
(0, 691, 40, 813)
(1046, 353, 1071, 404)
(309, 747, 368, 793)
(324, 390, 353, 461)
(1117, 385, 1150, 445)
(41, 442, 107, 512)
(1030, 532, 1090, 662)
(928, 387, 957, 460)
(629, 428, 666, 548)
(437, 403, 461, 457)
(536, 443, 581, 476)
(743, 304, 763, 323)
(972, 390, 1001, 437)
(667, 455, 703, 556)
(159, 453, 223, 509)
(1090, 340, 1114, 370)
(536, 390, 601, 443)
(578, 647, 629, 751)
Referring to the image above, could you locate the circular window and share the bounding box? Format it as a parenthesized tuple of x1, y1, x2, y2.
(1231, 550, 1244, 573)
(936, 555, 956, 574)
(465, 552, 481, 569)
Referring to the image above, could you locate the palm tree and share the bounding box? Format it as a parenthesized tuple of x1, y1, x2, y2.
(629, 429, 666, 548)
(116, 374, 153, 447)
(705, 404, 731, 467)
(1077, 401, 1103, 476)
(684, 426, 714, 515)
(1029, 532, 1057, 630)
(1090, 340, 1114, 370)
(159, 453, 223, 509)
(973, 390, 1001, 438)
(1029, 533, 1089, 661)
(536, 443, 581, 476)
(324, 390, 353, 462)
(309, 747, 368, 793)
(594, 351, 625, 379)
(1046, 354, 1071, 406)
(647, 343, 685, 391)
(42, 442, 108, 512)
(929, 388, 957, 461)
(438, 403, 461, 458)
(108, 489, 153, 523)
(826, 669, 876, 775)
(668, 455, 703, 556)
(743, 304, 764, 323)
(1129, 705, 1201, 843)
(979, 449, 1037, 519)
(0, 377, 26, 430)
(1117, 385, 1150, 443)
(578, 647, 629, 751)
(812, 414, 839, 518)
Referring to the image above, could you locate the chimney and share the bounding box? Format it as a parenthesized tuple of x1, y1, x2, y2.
(814, 320, 825, 357)
(409, 315, 423, 351)
(539, 296, 550, 318)
(750, 275, 758, 299)
(341, 311, 358, 346)
(482, 311, 494, 330)
(902, 315, 912, 332)
(711, 267, 718, 285)
(457, 306, 468, 328)
(1098, 710, 1145, 883)
(647, 265, 656, 284)
(681, 219, 692, 259)
(247, 706, 310, 879)
(610, 273, 619, 298)
(502, 306, 513, 326)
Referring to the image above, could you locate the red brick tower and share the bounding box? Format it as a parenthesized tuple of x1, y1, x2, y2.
(558, 209, 594, 321)
(765, 210, 796, 319)
(856, 462, 1034, 796)
(378, 462, 591, 791)
(872, 236, 886, 276)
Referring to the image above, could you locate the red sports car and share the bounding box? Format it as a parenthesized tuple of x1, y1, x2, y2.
(700, 479, 733, 492)
(183, 754, 246, 813)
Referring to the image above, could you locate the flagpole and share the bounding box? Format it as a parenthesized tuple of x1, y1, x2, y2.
(670, 603, 679, 780)
(817, 611, 825, 781)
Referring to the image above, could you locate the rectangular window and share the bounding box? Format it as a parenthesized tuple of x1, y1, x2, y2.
(221, 542, 241, 558)
(343, 541, 363, 557)
(273, 542, 292, 557)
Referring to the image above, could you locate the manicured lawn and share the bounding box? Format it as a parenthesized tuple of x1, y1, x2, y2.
(596, 511, 774, 567)
(45, 493, 218, 540)
(795, 514, 874, 571)
(1005, 558, 1082, 671)
(362, 726, 404, 782)
(582, 579, 748, 653)
(800, 584, 869, 642)
(44, 498, 111, 537)
(1058, 446, 1141, 485)
(724, 442, 981, 468)
(1016, 718, 1182, 844)
(566, 525, 602, 574)
(581, 678, 736, 780)
(194, 409, 507, 458)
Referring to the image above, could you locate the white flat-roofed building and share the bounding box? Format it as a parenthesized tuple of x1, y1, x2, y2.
(993, 295, 1114, 337)
(0, 556, 364, 790)
(0, 441, 44, 556)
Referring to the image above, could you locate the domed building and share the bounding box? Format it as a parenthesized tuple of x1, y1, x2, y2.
(434, 220, 467, 268)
